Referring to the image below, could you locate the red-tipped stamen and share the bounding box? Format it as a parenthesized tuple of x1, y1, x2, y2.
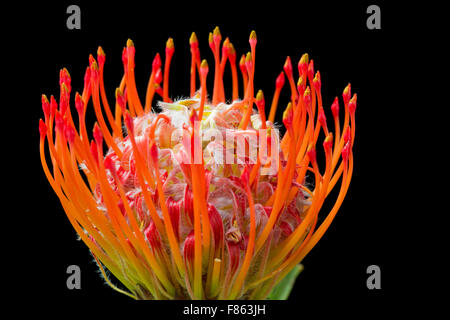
(163, 38, 175, 102)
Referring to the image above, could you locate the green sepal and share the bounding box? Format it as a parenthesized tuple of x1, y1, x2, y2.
(267, 264, 304, 300)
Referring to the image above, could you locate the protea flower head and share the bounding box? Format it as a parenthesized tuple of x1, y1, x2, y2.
(39, 27, 356, 300)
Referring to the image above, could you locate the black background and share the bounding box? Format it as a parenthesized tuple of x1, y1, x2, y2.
(6, 0, 422, 316)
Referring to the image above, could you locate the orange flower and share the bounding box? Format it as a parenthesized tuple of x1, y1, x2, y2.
(39, 27, 356, 300)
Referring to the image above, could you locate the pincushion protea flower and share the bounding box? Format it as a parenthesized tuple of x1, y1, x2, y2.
(39, 27, 356, 300)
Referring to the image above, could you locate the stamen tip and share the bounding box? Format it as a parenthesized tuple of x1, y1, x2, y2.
(256, 89, 264, 102)
(283, 56, 293, 75)
(189, 32, 198, 44)
(307, 144, 317, 163)
(276, 71, 285, 89)
(349, 94, 357, 114)
(249, 30, 257, 46)
(213, 26, 221, 37)
(39, 119, 47, 138)
(93, 122, 103, 146)
(200, 59, 209, 77)
(166, 37, 174, 49)
(282, 102, 293, 127)
(323, 133, 334, 150)
(152, 52, 162, 71)
(97, 46, 105, 57)
(200, 59, 209, 69)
